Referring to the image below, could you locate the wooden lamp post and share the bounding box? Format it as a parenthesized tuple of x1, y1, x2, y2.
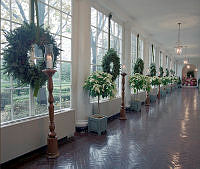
(158, 75, 161, 100)
(42, 44, 59, 158)
(120, 65, 127, 120)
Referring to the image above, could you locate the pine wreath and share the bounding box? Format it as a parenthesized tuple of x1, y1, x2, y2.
(102, 48, 120, 81)
(2, 23, 60, 96)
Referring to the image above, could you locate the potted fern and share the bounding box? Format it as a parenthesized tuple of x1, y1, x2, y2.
(83, 71, 116, 135)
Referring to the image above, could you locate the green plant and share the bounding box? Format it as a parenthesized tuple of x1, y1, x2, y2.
(166, 68, 169, 76)
(151, 76, 161, 86)
(150, 63, 156, 77)
(102, 48, 120, 81)
(170, 69, 175, 76)
(83, 71, 116, 114)
(129, 73, 144, 94)
(161, 77, 170, 86)
(134, 58, 144, 74)
(159, 66, 164, 77)
(2, 22, 60, 97)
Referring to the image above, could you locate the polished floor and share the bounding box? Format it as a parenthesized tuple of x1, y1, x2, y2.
(9, 88, 200, 169)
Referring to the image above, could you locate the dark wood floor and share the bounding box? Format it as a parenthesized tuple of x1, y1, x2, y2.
(4, 88, 200, 169)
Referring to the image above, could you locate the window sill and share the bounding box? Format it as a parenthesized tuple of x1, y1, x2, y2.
(1, 108, 75, 128)
(90, 96, 121, 104)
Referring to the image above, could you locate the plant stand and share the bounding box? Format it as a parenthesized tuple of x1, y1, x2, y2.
(145, 92, 150, 106)
(160, 89, 166, 97)
(88, 114, 107, 136)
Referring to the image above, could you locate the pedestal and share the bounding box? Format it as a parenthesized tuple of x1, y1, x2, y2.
(42, 69, 59, 158)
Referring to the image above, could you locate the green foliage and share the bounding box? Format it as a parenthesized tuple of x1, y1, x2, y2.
(151, 76, 161, 86)
(171, 76, 179, 84)
(134, 58, 144, 74)
(129, 73, 144, 93)
(159, 66, 164, 77)
(187, 71, 194, 78)
(170, 69, 175, 76)
(161, 77, 170, 86)
(2, 22, 60, 96)
(102, 48, 120, 81)
(83, 71, 116, 98)
(150, 63, 156, 77)
(166, 68, 169, 76)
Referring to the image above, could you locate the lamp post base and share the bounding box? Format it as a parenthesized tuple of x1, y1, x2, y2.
(145, 95, 150, 106)
(120, 109, 127, 120)
(47, 137, 59, 159)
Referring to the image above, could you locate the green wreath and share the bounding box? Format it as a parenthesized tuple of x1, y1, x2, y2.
(2, 23, 60, 96)
(102, 48, 120, 81)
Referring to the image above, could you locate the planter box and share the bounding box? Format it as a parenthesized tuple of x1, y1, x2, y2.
(150, 94, 157, 103)
(130, 100, 142, 112)
(166, 87, 171, 94)
(160, 90, 166, 97)
(88, 114, 107, 135)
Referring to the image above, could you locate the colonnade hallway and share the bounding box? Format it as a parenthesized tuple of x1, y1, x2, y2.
(11, 88, 200, 169)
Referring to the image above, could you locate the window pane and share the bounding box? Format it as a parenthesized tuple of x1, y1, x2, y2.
(62, 0, 71, 15)
(91, 8, 97, 27)
(11, 0, 29, 24)
(1, 0, 10, 19)
(49, 7, 61, 35)
(61, 37, 71, 61)
(38, 1, 48, 27)
(49, 0, 60, 9)
(61, 62, 71, 84)
(62, 13, 71, 38)
(13, 88, 29, 120)
(61, 85, 70, 109)
(1, 89, 12, 123)
(35, 87, 48, 115)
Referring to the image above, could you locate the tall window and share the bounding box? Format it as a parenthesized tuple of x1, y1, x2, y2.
(138, 38, 143, 60)
(159, 51, 163, 67)
(166, 55, 169, 69)
(90, 7, 122, 97)
(0, 0, 72, 124)
(131, 33, 137, 75)
(149, 44, 155, 65)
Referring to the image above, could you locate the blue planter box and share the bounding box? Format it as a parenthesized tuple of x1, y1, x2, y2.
(150, 94, 157, 103)
(160, 90, 166, 97)
(88, 114, 107, 135)
(166, 88, 171, 94)
(130, 100, 142, 112)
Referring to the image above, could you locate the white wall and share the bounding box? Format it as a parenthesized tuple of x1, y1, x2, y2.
(92, 98, 121, 117)
(1, 110, 75, 163)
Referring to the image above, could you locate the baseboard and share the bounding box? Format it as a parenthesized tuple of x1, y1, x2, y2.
(1, 136, 74, 169)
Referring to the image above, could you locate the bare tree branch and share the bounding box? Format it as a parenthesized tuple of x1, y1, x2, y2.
(1, 1, 20, 20)
(15, 0, 28, 22)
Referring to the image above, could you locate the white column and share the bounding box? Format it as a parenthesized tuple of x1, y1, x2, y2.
(72, 0, 92, 127)
(143, 38, 149, 75)
(155, 46, 160, 73)
(123, 22, 131, 107)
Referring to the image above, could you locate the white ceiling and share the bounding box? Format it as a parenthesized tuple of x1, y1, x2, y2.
(108, 0, 200, 60)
